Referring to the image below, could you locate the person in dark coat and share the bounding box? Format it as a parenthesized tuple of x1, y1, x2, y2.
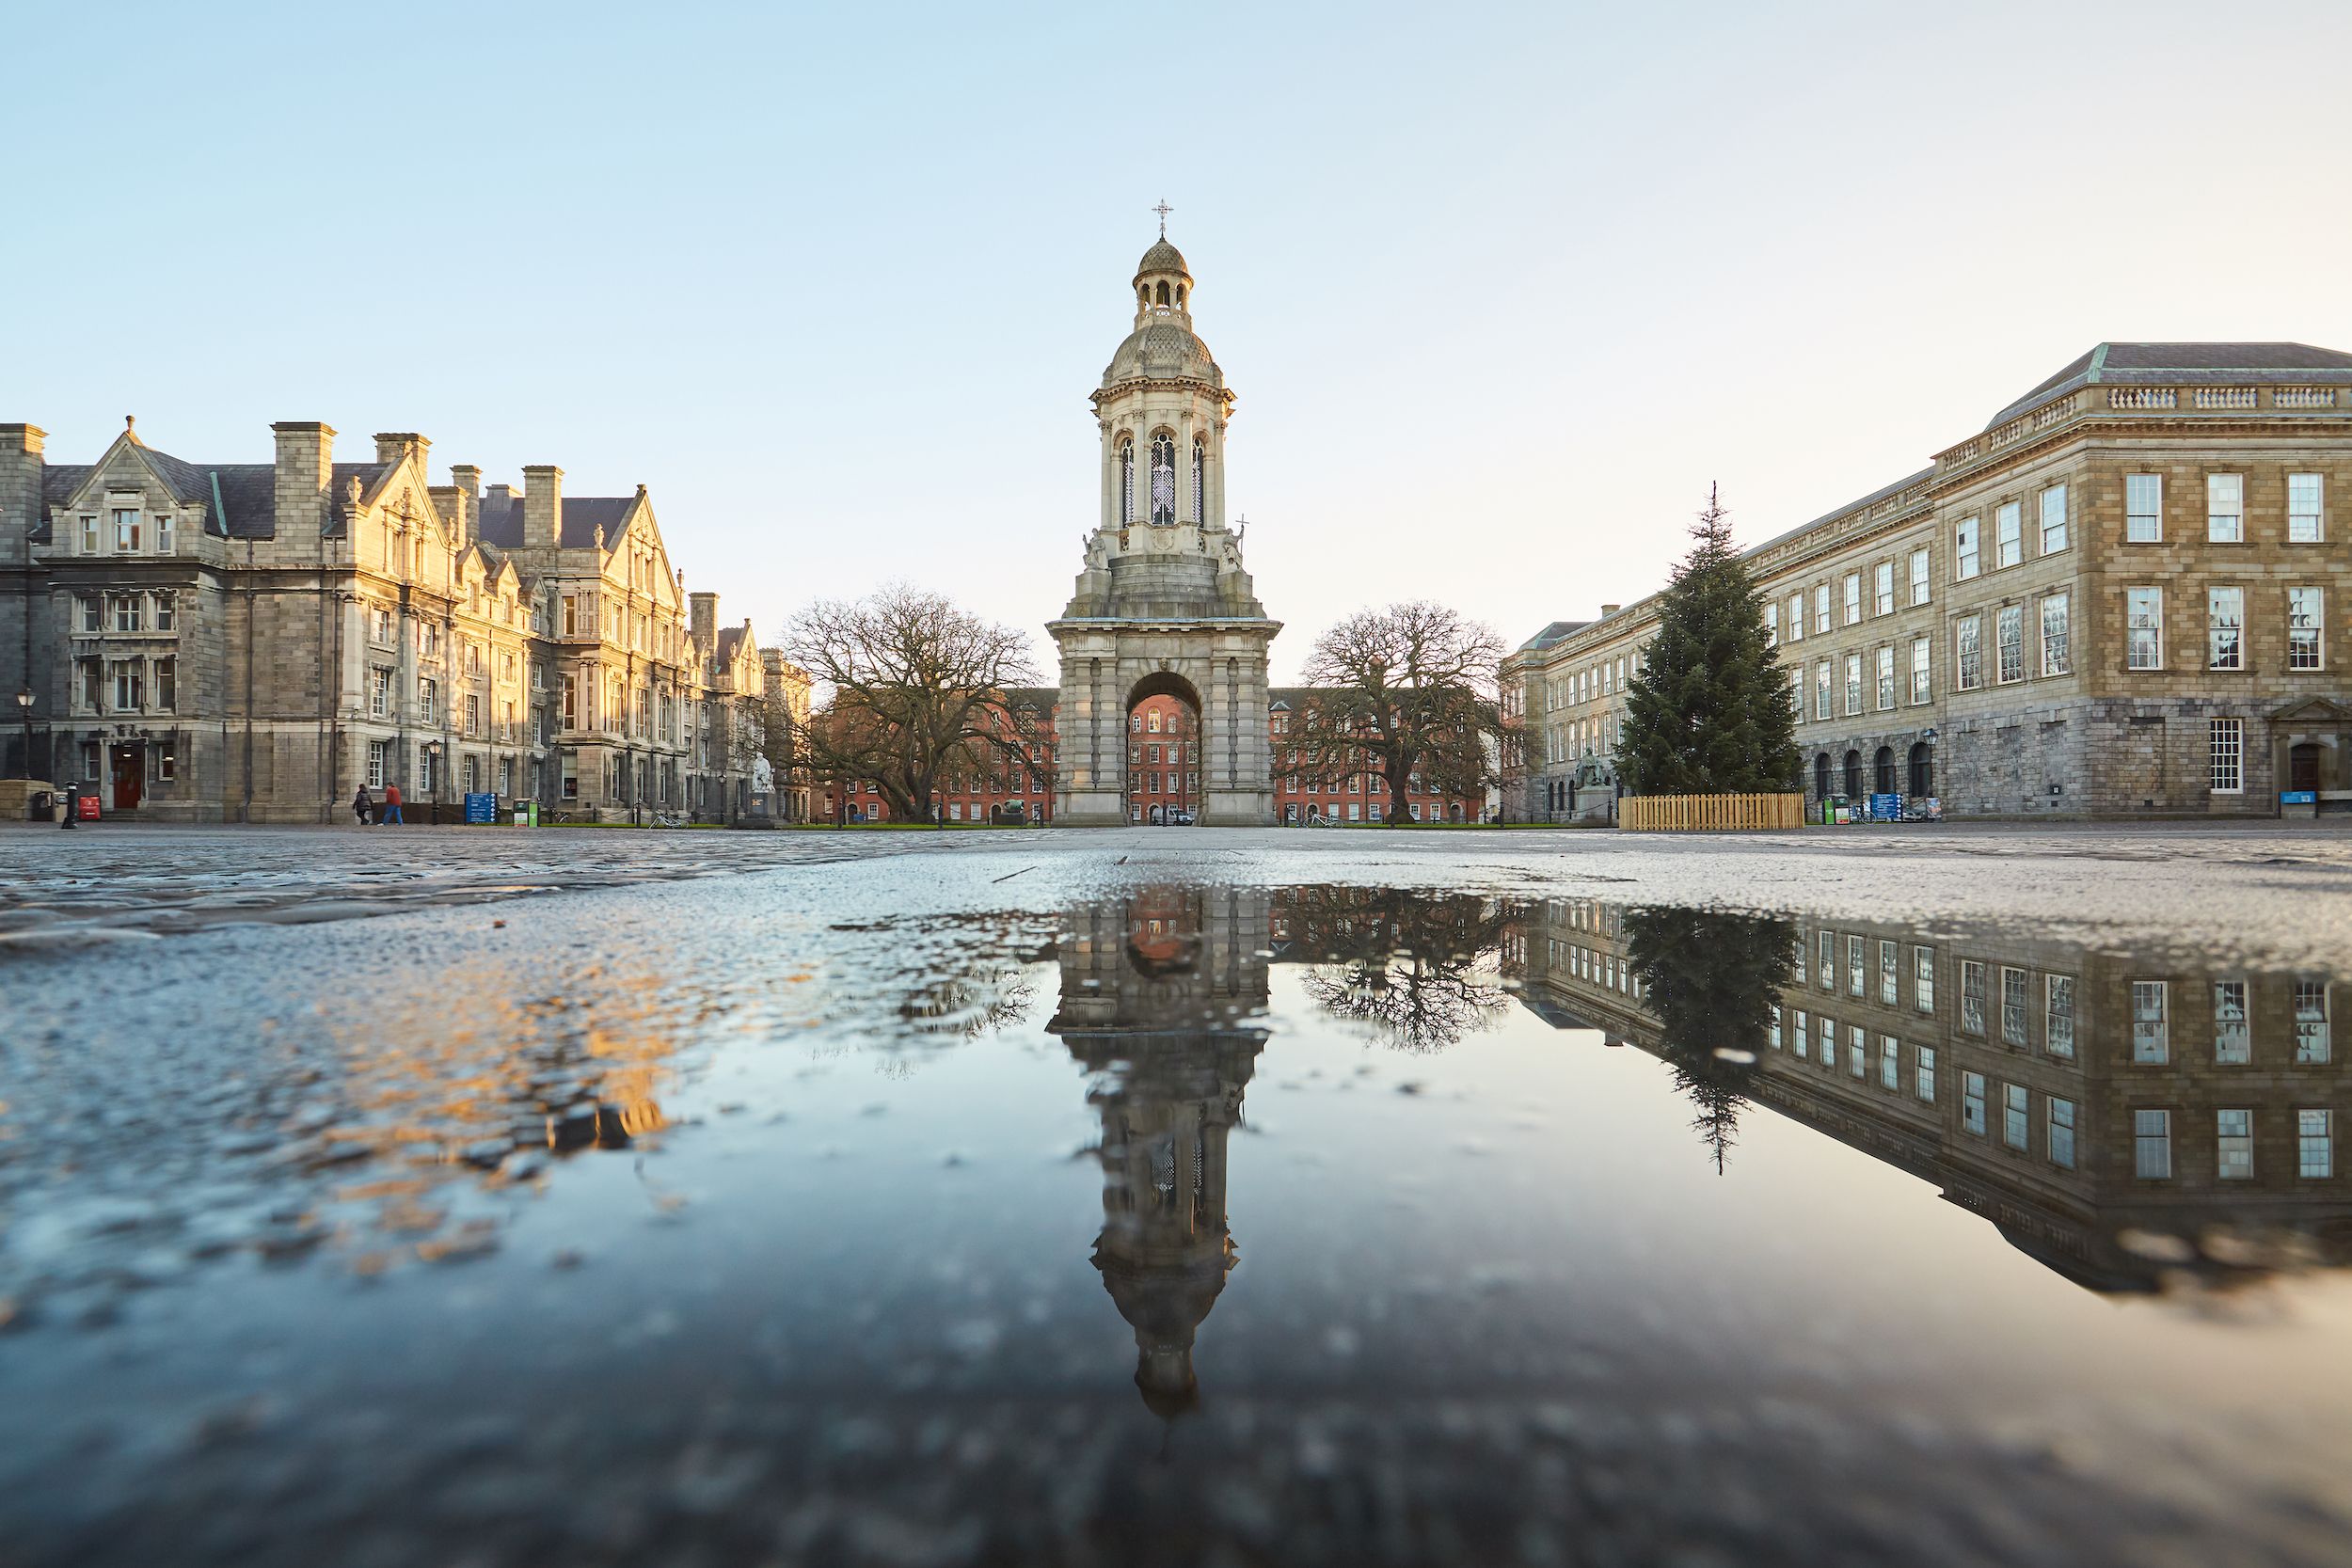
(353, 785, 374, 825)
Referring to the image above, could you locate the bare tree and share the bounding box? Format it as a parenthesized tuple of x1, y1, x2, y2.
(1282, 601, 1506, 824)
(783, 584, 1041, 823)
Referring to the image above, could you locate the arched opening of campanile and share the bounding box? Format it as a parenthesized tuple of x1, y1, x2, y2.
(1126, 670, 1203, 825)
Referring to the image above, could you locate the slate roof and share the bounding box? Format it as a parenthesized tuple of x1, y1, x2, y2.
(1001, 686, 1060, 713)
(1984, 341, 2352, 429)
(1515, 620, 1591, 654)
(475, 493, 638, 551)
(714, 626, 752, 664)
(36, 447, 390, 539)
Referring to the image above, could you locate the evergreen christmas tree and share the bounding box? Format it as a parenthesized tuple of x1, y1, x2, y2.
(1618, 485, 1800, 796)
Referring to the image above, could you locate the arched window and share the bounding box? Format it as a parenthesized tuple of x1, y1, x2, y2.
(1191, 437, 1205, 525)
(1176, 286, 1185, 308)
(1909, 740, 1934, 799)
(1874, 746, 1897, 795)
(1150, 435, 1176, 525)
(1843, 750, 1863, 800)
(1155, 281, 1169, 306)
(1119, 437, 1135, 525)
(1814, 753, 1832, 800)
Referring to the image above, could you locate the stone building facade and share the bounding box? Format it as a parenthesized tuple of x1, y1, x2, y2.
(2, 419, 772, 823)
(1504, 344, 2352, 820)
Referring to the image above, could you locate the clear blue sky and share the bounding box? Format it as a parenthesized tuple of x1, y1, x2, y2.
(8, 1, 2348, 680)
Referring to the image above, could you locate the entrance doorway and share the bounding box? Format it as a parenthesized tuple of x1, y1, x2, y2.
(109, 742, 145, 812)
(1127, 673, 1202, 826)
(2291, 742, 2322, 794)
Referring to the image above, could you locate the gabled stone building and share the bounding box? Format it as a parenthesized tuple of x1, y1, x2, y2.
(2, 418, 771, 823)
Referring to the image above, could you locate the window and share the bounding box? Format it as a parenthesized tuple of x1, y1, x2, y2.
(464, 693, 482, 736)
(1915, 946, 1935, 1012)
(157, 740, 177, 781)
(1191, 436, 1205, 526)
(154, 657, 175, 712)
(1768, 1006, 1782, 1048)
(79, 516, 98, 554)
(1814, 585, 1831, 634)
(1880, 1036, 1899, 1089)
(1873, 562, 1894, 616)
(2289, 587, 2323, 670)
(156, 514, 175, 554)
(77, 657, 101, 711)
(2039, 484, 2068, 553)
(2299, 1110, 2334, 1179)
(2288, 473, 2324, 542)
(1960, 959, 1986, 1035)
(367, 740, 388, 789)
(2045, 974, 2075, 1058)
(1793, 1008, 1808, 1057)
(419, 677, 438, 725)
(2135, 1109, 2171, 1179)
(2210, 717, 2243, 794)
(2296, 980, 2330, 1063)
(1149, 434, 1176, 526)
(1962, 1071, 1987, 1135)
(1995, 502, 2022, 567)
(1879, 941, 1898, 1006)
(1954, 516, 1979, 579)
(2207, 587, 2244, 670)
(1787, 594, 1804, 642)
(1955, 615, 1982, 690)
(79, 594, 100, 632)
(2127, 588, 2163, 670)
(1119, 437, 1135, 524)
(2003, 1084, 2029, 1149)
(2132, 980, 2169, 1063)
(113, 508, 141, 551)
(2214, 979, 2249, 1063)
(1820, 929, 1834, 990)
(1814, 659, 1831, 721)
(1788, 667, 1804, 718)
(2040, 594, 2070, 676)
(1843, 572, 1861, 626)
(1764, 603, 1778, 645)
(2206, 473, 2243, 542)
(114, 594, 142, 632)
(2048, 1098, 2076, 1169)
(110, 659, 143, 711)
(1996, 605, 2023, 683)
(1908, 547, 1930, 607)
(2126, 473, 2163, 542)
(1848, 935, 1865, 997)
(1909, 636, 1931, 705)
(2001, 967, 2028, 1047)
(2217, 1109, 2253, 1180)
(1875, 645, 1895, 710)
(1818, 1013, 1835, 1065)
(1843, 652, 1862, 717)
(1915, 1045, 1936, 1102)
(1849, 1024, 1866, 1079)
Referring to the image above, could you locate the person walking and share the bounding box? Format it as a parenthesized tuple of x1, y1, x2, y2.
(353, 784, 374, 826)
(381, 780, 405, 825)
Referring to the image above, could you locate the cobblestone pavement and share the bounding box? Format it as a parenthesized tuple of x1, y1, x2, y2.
(3, 819, 2349, 968)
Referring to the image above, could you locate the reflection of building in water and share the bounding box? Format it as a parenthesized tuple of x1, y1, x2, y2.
(1507, 898, 2352, 1290)
(1050, 888, 1270, 1416)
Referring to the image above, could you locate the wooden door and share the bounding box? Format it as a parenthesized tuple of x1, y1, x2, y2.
(2291, 743, 2322, 794)
(109, 743, 144, 811)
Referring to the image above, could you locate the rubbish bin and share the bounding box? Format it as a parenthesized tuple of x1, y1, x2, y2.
(27, 790, 50, 821)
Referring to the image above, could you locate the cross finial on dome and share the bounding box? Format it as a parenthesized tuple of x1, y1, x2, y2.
(1152, 198, 1172, 238)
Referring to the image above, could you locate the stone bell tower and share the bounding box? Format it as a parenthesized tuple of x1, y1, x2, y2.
(1049, 224, 1279, 826)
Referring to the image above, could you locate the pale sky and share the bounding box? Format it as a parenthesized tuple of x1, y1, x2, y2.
(8, 1, 2349, 683)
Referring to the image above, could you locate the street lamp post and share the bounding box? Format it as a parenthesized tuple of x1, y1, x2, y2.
(424, 739, 442, 824)
(13, 686, 30, 781)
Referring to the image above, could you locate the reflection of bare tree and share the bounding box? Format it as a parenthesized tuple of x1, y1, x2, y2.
(1623, 907, 1798, 1172)
(1278, 888, 1517, 1053)
(898, 966, 1040, 1040)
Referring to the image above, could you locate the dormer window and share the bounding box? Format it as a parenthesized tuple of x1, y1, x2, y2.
(80, 516, 98, 554)
(113, 509, 140, 551)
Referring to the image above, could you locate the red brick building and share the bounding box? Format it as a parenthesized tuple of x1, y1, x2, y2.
(819, 685, 1483, 825)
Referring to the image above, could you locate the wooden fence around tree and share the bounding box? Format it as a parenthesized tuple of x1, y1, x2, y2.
(1619, 792, 1805, 832)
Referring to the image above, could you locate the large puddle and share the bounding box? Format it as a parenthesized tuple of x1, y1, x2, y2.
(3, 875, 2349, 1565)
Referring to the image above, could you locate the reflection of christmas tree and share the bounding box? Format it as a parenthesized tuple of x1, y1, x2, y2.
(1624, 907, 1798, 1173)
(1276, 888, 1514, 1053)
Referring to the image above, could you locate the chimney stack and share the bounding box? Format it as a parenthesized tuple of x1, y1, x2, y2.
(373, 431, 430, 470)
(1600, 603, 1621, 616)
(271, 421, 335, 552)
(0, 423, 45, 564)
(689, 591, 718, 655)
(521, 465, 564, 552)
(443, 464, 481, 551)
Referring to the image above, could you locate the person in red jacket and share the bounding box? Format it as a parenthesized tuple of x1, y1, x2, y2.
(382, 781, 405, 824)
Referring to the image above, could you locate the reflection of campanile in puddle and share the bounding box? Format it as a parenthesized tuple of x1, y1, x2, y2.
(1049, 888, 1270, 1418)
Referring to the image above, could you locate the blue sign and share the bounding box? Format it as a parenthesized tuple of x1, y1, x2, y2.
(1869, 793, 1902, 822)
(463, 791, 498, 824)
(2282, 791, 2317, 805)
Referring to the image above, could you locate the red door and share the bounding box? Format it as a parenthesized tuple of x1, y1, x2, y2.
(110, 743, 144, 812)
